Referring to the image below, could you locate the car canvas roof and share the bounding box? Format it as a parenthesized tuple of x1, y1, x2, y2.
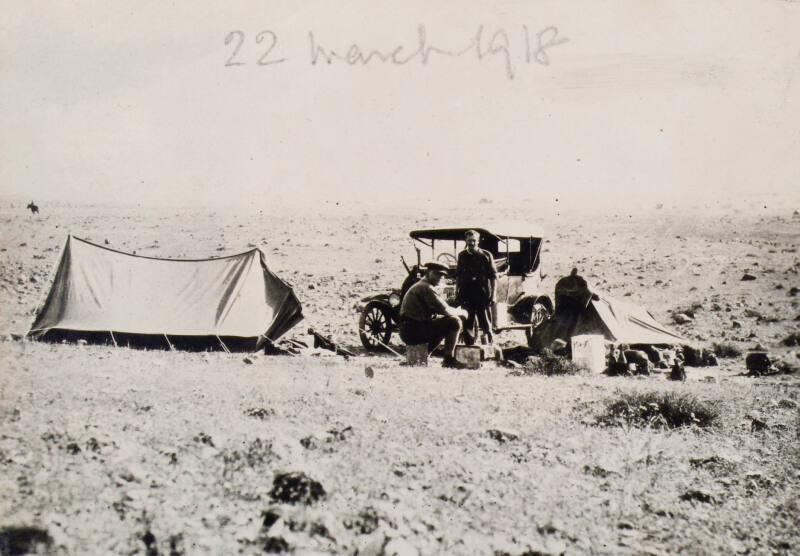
(409, 222, 545, 241)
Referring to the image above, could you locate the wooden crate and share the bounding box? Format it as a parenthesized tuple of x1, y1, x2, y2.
(406, 344, 429, 366)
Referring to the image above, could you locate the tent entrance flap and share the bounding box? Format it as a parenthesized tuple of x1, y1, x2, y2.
(28, 236, 303, 349)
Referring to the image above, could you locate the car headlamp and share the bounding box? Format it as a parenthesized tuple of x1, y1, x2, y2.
(389, 293, 401, 307)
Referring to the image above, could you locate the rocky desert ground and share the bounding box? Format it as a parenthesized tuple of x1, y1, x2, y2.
(1, 196, 799, 555)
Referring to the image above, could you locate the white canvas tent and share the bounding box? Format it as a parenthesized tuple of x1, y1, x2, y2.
(533, 292, 684, 349)
(572, 294, 685, 345)
(28, 236, 303, 350)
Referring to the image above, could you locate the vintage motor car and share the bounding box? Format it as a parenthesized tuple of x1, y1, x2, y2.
(356, 224, 553, 350)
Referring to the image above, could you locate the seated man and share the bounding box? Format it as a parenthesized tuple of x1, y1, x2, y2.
(399, 262, 468, 369)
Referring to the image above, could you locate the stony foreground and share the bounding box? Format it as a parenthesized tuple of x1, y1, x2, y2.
(1, 343, 798, 555)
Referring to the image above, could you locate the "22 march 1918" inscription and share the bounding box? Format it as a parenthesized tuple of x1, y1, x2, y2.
(224, 25, 568, 80)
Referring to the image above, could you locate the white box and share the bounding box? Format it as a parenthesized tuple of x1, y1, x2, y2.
(571, 335, 607, 373)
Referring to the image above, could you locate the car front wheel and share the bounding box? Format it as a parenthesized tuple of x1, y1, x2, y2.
(359, 302, 393, 351)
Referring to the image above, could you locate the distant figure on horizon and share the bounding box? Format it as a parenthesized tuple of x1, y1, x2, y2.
(27, 201, 39, 215)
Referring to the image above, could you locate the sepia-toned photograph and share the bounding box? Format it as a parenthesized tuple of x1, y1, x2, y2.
(1, 1, 799, 554)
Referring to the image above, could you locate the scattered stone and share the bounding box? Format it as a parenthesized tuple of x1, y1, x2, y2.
(244, 407, 275, 420)
(702, 376, 717, 384)
(65, 442, 81, 455)
(689, 455, 737, 475)
(487, 428, 520, 443)
(269, 471, 326, 505)
(741, 273, 756, 281)
(749, 416, 769, 432)
(194, 432, 215, 447)
(343, 506, 380, 535)
(745, 472, 775, 491)
(778, 399, 798, 410)
(118, 464, 144, 483)
(141, 529, 157, 556)
(243, 357, 254, 365)
(782, 332, 800, 347)
(301, 425, 354, 450)
(679, 489, 718, 504)
(0, 526, 53, 555)
(365, 366, 375, 379)
(263, 535, 290, 553)
(745, 351, 775, 375)
(327, 426, 353, 441)
(672, 313, 693, 324)
(789, 287, 799, 297)
(704, 353, 718, 367)
(583, 465, 619, 479)
(261, 507, 282, 529)
(85, 437, 101, 453)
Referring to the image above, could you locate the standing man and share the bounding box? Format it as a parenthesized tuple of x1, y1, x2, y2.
(456, 230, 497, 345)
(399, 262, 467, 368)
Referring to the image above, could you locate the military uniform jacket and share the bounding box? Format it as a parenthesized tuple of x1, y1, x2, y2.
(456, 248, 497, 302)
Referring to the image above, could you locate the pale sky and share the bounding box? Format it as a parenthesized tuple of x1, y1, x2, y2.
(1, 0, 799, 208)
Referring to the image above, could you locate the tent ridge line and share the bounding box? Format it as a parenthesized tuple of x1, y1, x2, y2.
(70, 235, 261, 263)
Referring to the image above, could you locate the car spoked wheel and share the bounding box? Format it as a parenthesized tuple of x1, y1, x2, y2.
(358, 302, 393, 350)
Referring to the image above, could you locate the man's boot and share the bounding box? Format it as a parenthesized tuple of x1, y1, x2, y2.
(442, 355, 467, 369)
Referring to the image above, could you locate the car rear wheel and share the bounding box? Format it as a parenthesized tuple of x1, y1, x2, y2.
(359, 302, 393, 351)
(525, 302, 551, 346)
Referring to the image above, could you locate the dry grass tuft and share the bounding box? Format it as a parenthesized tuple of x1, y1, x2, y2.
(597, 390, 720, 429)
(509, 349, 583, 377)
(710, 342, 742, 358)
